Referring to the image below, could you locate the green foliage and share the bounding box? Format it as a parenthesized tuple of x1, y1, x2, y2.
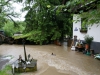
(0, 65, 11, 75)
(84, 35, 94, 45)
(66, 0, 100, 26)
(80, 8, 100, 26)
(0, 65, 20, 75)
(0, 0, 21, 28)
(3, 20, 26, 37)
(3, 21, 14, 37)
(1, 0, 73, 44)
(23, 0, 72, 44)
(56, 5, 65, 15)
(0, 0, 73, 44)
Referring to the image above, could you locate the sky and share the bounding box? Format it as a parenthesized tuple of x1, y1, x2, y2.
(11, 2, 27, 21)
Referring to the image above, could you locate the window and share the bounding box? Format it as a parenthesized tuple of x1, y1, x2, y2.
(80, 18, 88, 33)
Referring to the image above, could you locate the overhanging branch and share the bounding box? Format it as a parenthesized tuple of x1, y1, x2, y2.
(0, 0, 11, 6)
(7, 15, 18, 27)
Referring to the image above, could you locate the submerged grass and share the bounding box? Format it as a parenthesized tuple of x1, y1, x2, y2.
(0, 65, 11, 75)
(0, 65, 20, 75)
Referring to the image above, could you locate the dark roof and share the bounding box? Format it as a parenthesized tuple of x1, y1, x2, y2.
(63, 0, 100, 13)
(74, 0, 99, 13)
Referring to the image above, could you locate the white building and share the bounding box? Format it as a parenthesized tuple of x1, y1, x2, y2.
(73, 14, 100, 53)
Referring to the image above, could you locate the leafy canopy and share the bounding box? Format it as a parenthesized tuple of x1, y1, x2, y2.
(16, 0, 73, 44)
(65, 0, 100, 26)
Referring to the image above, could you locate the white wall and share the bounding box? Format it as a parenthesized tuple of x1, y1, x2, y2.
(73, 14, 100, 42)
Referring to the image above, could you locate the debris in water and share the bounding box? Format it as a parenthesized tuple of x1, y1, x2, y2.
(51, 53, 56, 56)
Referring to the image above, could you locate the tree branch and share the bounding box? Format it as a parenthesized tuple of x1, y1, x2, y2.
(0, 0, 11, 6)
(7, 15, 18, 27)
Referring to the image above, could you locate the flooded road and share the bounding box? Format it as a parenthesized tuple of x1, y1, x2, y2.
(0, 43, 100, 75)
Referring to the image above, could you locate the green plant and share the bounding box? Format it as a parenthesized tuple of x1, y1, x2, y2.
(3, 21, 25, 37)
(0, 65, 11, 75)
(22, 0, 72, 44)
(84, 35, 94, 45)
(66, 0, 100, 26)
(0, 65, 20, 75)
(80, 28, 87, 33)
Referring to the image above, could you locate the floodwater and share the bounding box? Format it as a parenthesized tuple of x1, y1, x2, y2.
(0, 42, 100, 75)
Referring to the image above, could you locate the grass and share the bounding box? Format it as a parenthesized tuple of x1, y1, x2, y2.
(0, 65, 12, 75)
(0, 55, 20, 75)
(0, 65, 20, 75)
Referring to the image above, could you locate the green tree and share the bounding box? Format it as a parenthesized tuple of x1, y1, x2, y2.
(20, 0, 73, 44)
(3, 20, 26, 37)
(0, 0, 20, 28)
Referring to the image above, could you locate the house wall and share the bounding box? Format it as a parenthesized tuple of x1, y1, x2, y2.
(73, 14, 100, 53)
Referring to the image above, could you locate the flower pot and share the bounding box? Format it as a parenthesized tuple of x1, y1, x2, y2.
(80, 30, 87, 33)
(54, 40, 61, 46)
(85, 44, 89, 50)
(80, 28, 87, 33)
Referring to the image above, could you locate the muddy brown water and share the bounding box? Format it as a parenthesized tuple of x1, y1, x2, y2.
(0, 43, 100, 75)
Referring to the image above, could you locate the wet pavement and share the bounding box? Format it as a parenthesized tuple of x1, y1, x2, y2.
(0, 58, 9, 70)
(0, 42, 100, 75)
